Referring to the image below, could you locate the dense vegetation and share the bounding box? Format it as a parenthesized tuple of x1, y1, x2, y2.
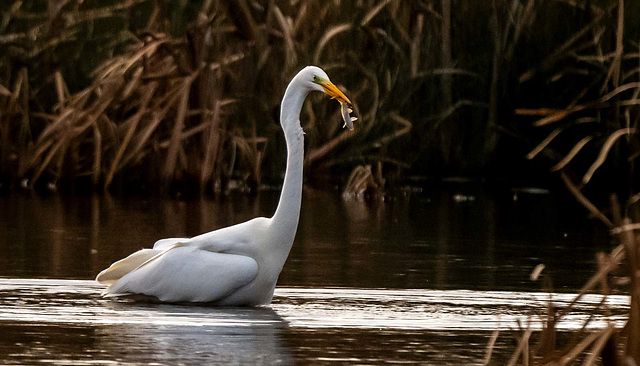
(0, 0, 637, 196)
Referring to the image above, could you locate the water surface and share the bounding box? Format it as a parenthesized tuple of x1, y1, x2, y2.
(0, 189, 611, 290)
(0, 189, 621, 364)
(0, 279, 629, 365)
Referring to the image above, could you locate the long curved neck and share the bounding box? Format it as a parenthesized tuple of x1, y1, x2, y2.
(271, 81, 307, 237)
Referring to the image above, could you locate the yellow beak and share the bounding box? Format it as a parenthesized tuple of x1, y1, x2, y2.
(319, 81, 352, 105)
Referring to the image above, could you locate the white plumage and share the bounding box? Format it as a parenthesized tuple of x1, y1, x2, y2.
(96, 66, 352, 305)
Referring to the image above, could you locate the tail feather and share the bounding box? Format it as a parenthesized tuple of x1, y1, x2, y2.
(95, 249, 161, 285)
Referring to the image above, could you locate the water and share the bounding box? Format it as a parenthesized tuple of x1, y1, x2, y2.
(0, 279, 629, 365)
(0, 189, 625, 364)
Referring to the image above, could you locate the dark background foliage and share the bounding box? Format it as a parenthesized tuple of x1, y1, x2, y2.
(1, 0, 639, 199)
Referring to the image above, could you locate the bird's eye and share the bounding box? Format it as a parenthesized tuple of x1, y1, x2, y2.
(313, 75, 317, 81)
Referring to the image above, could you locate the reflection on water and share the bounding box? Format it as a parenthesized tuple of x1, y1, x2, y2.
(0, 279, 630, 365)
(0, 190, 617, 364)
(0, 279, 292, 365)
(0, 190, 610, 290)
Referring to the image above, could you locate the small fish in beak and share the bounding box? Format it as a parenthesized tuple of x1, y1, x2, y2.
(315, 77, 357, 131)
(340, 102, 357, 131)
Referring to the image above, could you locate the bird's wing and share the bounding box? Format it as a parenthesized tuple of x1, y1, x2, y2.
(95, 248, 162, 285)
(184, 217, 269, 254)
(95, 239, 189, 285)
(104, 245, 258, 303)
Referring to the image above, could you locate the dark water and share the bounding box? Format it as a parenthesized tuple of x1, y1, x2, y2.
(0, 188, 623, 364)
(0, 189, 612, 289)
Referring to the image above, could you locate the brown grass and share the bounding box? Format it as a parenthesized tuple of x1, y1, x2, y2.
(513, 0, 640, 362)
(2, 0, 435, 193)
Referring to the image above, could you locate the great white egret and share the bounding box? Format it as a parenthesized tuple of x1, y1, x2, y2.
(96, 66, 354, 305)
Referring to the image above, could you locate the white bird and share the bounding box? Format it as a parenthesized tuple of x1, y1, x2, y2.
(96, 66, 353, 305)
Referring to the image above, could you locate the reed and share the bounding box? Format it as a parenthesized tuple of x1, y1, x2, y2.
(496, 0, 640, 362)
(487, 224, 638, 364)
(1, 0, 640, 196)
(2, 0, 435, 193)
(3, 1, 513, 194)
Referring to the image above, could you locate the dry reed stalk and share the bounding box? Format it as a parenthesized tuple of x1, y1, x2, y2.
(0, 66, 33, 180)
(200, 100, 221, 187)
(224, 0, 259, 42)
(487, 0, 502, 160)
(526, 117, 599, 161)
(410, 13, 424, 78)
(382, 112, 412, 144)
(272, 5, 297, 69)
(482, 329, 500, 365)
(553, 247, 626, 353)
(526, 128, 564, 160)
(0, 84, 10, 97)
(235, 134, 269, 188)
(556, 329, 607, 365)
(582, 128, 636, 185)
(600, 82, 640, 102)
(290, 1, 308, 36)
(313, 23, 353, 64)
(105, 82, 158, 188)
(163, 75, 195, 180)
(560, 172, 614, 228)
(352, 64, 379, 135)
(533, 106, 587, 127)
(618, 217, 640, 360)
(438, 0, 455, 165)
(519, 2, 617, 83)
(53, 70, 68, 108)
(484, 0, 540, 162)
(360, 0, 393, 27)
(599, 0, 625, 92)
(306, 128, 355, 167)
(119, 91, 182, 168)
(550, 136, 593, 172)
(516, 108, 567, 116)
(506, 326, 532, 366)
(440, 0, 452, 98)
(584, 327, 618, 366)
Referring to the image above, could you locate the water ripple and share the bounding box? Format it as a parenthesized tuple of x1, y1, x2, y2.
(0, 278, 629, 331)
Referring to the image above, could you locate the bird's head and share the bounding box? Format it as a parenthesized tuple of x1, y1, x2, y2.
(302, 66, 351, 104)
(298, 66, 356, 130)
